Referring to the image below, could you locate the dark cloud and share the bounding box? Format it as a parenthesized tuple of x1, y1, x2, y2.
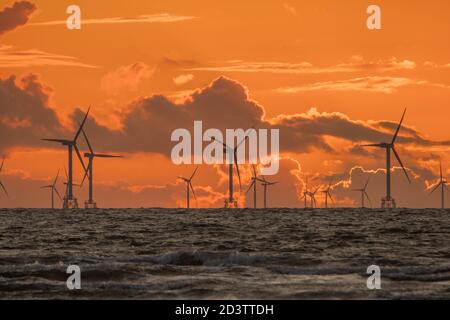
(2, 75, 449, 157)
(0, 1, 36, 36)
(0, 74, 65, 152)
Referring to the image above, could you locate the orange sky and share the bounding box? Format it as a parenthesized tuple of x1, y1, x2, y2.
(1, 0, 449, 208)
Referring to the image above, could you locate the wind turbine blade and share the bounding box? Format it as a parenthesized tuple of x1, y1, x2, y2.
(54, 187, 62, 200)
(189, 182, 197, 201)
(0, 157, 4, 172)
(236, 135, 249, 150)
(361, 143, 384, 147)
(329, 193, 334, 204)
(0, 181, 9, 197)
(364, 191, 372, 208)
(41, 139, 70, 144)
(74, 144, 88, 174)
(429, 182, 441, 195)
(392, 147, 411, 183)
(364, 176, 371, 189)
(73, 107, 90, 142)
(246, 180, 255, 194)
(52, 169, 60, 187)
(189, 166, 199, 181)
(94, 154, 123, 158)
(392, 108, 407, 144)
(234, 150, 242, 191)
(211, 137, 230, 152)
(81, 128, 94, 154)
(81, 166, 89, 186)
(64, 167, 68, 179)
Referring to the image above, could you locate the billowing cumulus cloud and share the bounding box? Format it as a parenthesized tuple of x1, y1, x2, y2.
(2, 75, 449, 157)
(0, 1, 36, 36)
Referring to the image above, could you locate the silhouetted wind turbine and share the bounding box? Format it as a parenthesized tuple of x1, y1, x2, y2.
(81, 129, 123, 208)
(41, 170, 62, 209)
(212, 136, 248, 208)
(246, 165, 265, 208)
(260, 176, 278, 209)
(429, 161, 448, 209)
(352, 177, 372, 208)
(42, 107, 90, 209)
(301, 177, 310, 208)
(308, 186, 320, 208)
(361, 109, 411, 208)
(321, 178, 334, 208)
(178, 166, 199, 209)
(0, 157, 9, 198)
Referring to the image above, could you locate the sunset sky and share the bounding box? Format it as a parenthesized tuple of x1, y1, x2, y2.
(1, 0, 449, 208)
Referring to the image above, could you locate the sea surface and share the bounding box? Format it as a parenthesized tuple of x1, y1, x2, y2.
(0, 208, 449, 299)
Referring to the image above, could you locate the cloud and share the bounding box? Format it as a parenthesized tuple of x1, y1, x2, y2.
(0, 1, 36, 36)
(0, 45, 96, 68)
(31, 13, 197, 26)
(283, 3, 297, 16)
(0, 74, 65, 152)
(2, 75, 449, 158)
(276, 76, 429, 94)
(186, 57, 416, 75)
(101, 62, 153, 95)
(173, 74, 194, 85)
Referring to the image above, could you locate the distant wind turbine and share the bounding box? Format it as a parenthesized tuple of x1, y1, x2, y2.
(352, 177, 372, 208)
(246, 165, 265, 208)
(0, 157, 9, 198)
(429, 161, 448, 209)
(41, 169, 62, 209)
(178, 166, 199, 209)
(361, 109, 411, 208)
(212, 136, 248, 208)
(321, 178, 334, 208)
(81, 129, 123, 208)
(42, 107, 90, 209)
(301, 177, 310, 208)
(308, 186, 320, 208)
(260, 176, 278, 209)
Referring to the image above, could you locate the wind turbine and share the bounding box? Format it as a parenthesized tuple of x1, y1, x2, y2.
(361, 109, 411, 208)
(308, 186, 320, 208)
(321, 178, 334, 208)
(246, 164, 265, 208)
(81, 129, 123, 208)
(212, 136, 247, 208)
(260, 176, 278, 209)
(352, 177, 372, 208)
(301, 177, 310, 208)
(178, 166, 199, 209)
(0, 157, 9, 198)
(429, 161, 448, 209)
(41, 170, 62, 209)
(42, 107, 90, 209)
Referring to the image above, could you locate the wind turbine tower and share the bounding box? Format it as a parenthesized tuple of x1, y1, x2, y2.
(42, 108, 90, 209)
(430, 161, 448, 209)
(81, 129, 123, 208)
(178, 166, 199, 209)
(352, 177, 372, 208)
(41, 170, 62, 209)
(362, 109, 411, 208)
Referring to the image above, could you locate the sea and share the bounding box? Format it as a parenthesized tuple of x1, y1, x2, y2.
(0, 208, 449, 299)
